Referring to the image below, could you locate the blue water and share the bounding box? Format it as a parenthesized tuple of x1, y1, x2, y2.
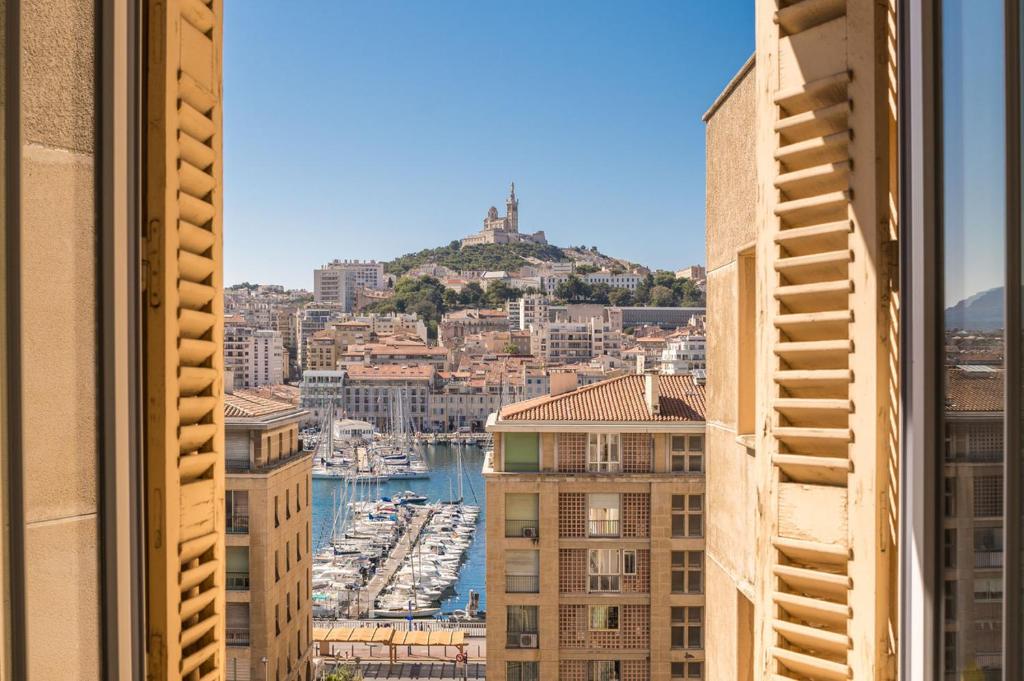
(311, 443, 488, 614)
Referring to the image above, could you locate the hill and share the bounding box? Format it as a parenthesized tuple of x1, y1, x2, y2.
(385, 241, 569, 276)
(945, 286, 1004, 331)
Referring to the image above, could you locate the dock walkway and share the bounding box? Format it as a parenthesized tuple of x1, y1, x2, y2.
(360, 505, 435, 616)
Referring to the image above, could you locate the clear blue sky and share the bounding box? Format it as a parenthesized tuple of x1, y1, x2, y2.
(223, 1, 754, 290)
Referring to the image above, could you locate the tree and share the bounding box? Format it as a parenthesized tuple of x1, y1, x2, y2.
(485, 281, 518, 307)
(503, 342, 520, 354)
(589, 283, 612, 305)
(459, 282, 485, 307)
(608, 288, 634, 306)
(652, 270, 677, 289)
(554, 275, 592, 302)
(325, 666, 364, 681)
(442, 288, 459, 309)
(574, 263, 600, 275)
(649, 284, 676, 307)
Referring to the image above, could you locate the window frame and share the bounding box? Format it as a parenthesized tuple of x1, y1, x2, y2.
(588, 548, 622, 593)
(588, 605, 621, 631)
(587, 432, 622, 472)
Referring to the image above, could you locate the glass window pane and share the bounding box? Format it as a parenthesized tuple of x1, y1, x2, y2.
(940, 1, 1007, 677)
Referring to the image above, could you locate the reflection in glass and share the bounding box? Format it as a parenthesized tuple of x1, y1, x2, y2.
(940, 1, 1006, 678)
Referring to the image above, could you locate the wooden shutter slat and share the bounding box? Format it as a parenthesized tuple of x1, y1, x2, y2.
(178, 220, 215, 255)
(179, 367, 218, 396)
(179, 309, 215, 338)
(179, 131, 215, 171)
(178, 102, 215, 142)
(179, 160, 216, 198)
(179, 423, 217, 452)
(179, 280, 215, 311)
(180, 560, 219, 592)
(178, 193, 215, 227)
(178, 74, 217, 114)
(178, 396, 218, 424)
(179, 251, 215, 286)
(179, 589, 217, 621)
(180, 452, 218, 481)
(179, 533, 218, 565)
(179, 640, 219, 677)
(180, 614, 219, 650)
(180, 0, 215, 32)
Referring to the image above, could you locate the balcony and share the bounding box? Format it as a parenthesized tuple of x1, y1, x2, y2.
(505, 519, 540, 538)
(226, 515, 249, 534)
(975, 551, 1004, 569)
(506, 574, 540, 593)
(226, 628, 250, 647)
(227, 572, 250, 590)
(588, 519, 620, 538)
(506, 630, 539, 648)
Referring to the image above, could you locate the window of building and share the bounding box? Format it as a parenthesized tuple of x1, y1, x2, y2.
(226, 603, 250, 647)
(505, 493, 540, 537)
(506, 550, 540, 593)
(974, 576, 1003, 603)
(589, 605, 620, 631)
(275, 550, 281, 582)
(588, 494, 621, 537)
(507, 661, 540, 681)
(943, 476, 956, 517)
(671, 550, 703, 594)
(504, 432, 540, 472)
(671, 435, 703, 473)
(286, 488, 292, 520)
(737, 247, 756, 438)
(286, 541, 291, 571)
(587, 433, 621, 472)
(623, 550, 637, 575)
(295, 482, 301, 511)
(506, 605, 539, 648)
(296, 531, 301, 561)
(672, 494, 703, 537)
(944, 581, 957, 623)
(589, 549, 622, 592)
(226, 546, 250, 591)
(671, 662, 703, 680)
(226, 490, 250, 533)
(275, 495, 280, 527)
(671, 606, 703, 649)
(973, 476, 1003, 518)
(587, 660, 621, 681)
(973, 527, 1003, 569)
(944, 528, 957, 569)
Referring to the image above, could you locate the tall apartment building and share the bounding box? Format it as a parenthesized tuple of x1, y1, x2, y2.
(224, 393, 313, 681)
(484, 373, 707, 681)
(508, 294, 549, 331)
(295, 305, 343, 369)
(225, 324, 285, 389)
(299, 370, 347, 423)
(659, 336, 707, 376)
(313, 260, 386, 311)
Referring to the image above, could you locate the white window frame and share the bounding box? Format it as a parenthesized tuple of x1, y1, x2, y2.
(587, 493, 621, 537)
(588, 549, 622, 592)
(587, 433, 621, 472)
(587, 660, 621, 681)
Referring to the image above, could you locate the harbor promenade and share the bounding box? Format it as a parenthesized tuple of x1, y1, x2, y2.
(359, 505, 435, 616)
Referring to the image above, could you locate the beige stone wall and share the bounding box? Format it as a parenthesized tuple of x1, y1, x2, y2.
(19, 1, 100, 679)
(703, 59, 758, 681)
(227, 453, 313, 680)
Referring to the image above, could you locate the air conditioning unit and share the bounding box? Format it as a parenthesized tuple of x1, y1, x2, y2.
(522, 526, 538, 539)
(519, 633, 538, 648)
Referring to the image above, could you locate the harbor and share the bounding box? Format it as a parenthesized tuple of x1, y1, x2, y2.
(311, 442, 488, 620)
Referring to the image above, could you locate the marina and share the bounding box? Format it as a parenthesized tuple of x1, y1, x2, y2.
(311, 442, 487, 620)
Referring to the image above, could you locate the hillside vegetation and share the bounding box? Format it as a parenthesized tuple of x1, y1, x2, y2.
(385, 241, 568, 276)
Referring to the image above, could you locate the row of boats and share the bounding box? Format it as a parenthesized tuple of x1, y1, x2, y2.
(373, 502, 480, 618)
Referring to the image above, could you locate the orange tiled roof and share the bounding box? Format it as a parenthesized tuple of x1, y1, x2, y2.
(224, 391, 298, 418)
(946, 367, 1003, 413)
(346, 364, 435, 380)
(500, 374, 705, 422)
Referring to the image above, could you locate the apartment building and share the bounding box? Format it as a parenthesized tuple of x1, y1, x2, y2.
(530, 319, 622, 365)
(342, 365, 435, 432)
(224, 393, 313, 681)
(659, 335, 706, 376)
(225, 323, 286, 389)
(312, 259, 387, 311)
(299, 370, 347, 423)
(294, 305, 344, 369)
(439, 308, 511, 348)
(484, 373, 706, 681)
(337, 339, 449, 371)
(303, 330, 339, 372)
(508, 294, 550, 331)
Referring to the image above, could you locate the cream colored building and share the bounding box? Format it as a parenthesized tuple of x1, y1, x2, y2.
(485, 373, 707, 681)
(702, 1, 901, 679)
(224, 393, 313, 681)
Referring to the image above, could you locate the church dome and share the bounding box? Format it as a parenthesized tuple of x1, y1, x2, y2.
(487, 206, 499, 218)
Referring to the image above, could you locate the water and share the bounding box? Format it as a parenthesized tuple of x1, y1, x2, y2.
(311, 442, 488, 614)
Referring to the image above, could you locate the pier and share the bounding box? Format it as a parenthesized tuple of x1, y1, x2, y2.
(358, 505, 435, 617)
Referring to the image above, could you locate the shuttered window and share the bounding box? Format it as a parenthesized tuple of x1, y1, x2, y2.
(504, 433, 539, 471)
(143, 1, 224, 679)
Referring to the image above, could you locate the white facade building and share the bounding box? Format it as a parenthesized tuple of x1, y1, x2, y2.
(659, 335, 707, 375)
(313, 260, 387, 311)
(582, 270, 643, 290)
(224, 325, 285, 389)
(299, 370, 346, 422)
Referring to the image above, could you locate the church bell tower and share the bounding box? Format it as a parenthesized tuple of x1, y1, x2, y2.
(506, 182, 518, 233)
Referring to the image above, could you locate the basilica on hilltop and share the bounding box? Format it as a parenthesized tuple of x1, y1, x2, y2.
(460, 183, 548, 247)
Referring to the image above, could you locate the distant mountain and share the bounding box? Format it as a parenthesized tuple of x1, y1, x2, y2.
(945, 286, 1004, 331)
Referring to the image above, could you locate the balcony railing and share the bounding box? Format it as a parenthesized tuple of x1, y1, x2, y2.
(975, 551, 1004, 569)
(588, 519, 620, 537)
(226, 515, 249, 534)
(506, 574, 540, 593)
(506, 630, 540, 648)
(226, 627, 250, 647)
(227, 572, 250, 590)
(505, 519, 540, 538)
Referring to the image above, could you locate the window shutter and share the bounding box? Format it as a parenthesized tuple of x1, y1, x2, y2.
(143, 1, 224, 680)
